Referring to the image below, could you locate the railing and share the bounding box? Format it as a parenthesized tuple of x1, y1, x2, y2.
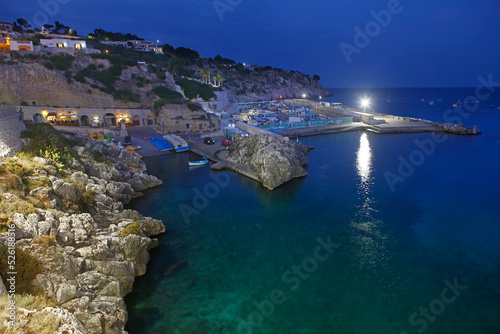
(258, 117, 353, 131)
(0, 105, 19, 120)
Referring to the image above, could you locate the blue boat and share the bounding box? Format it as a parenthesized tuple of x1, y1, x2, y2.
(188, 157, 208, 167)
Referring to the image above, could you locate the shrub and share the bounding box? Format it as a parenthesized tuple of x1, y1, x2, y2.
(152, 86, 184, 104)
(93, 69, 116, 89)
(113, 89, 140, 103)
(0, 246, 44, 295)
(187, 103, 202, 111)
(20, 101, 29, 106)
(82, 189, 97, 204)
(49, 54, 74, 71)
(120, 221, 141, 238)
(33, 235, 56, 247)
(0, 213, 10, 233)
(43, 62, 55, 70)
(177, 78, 215, 101)
(21, 123, 79, 170)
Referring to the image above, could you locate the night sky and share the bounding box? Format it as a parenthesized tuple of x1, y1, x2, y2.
(3, 0, 499, 88)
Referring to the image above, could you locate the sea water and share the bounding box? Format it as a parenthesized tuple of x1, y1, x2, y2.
(125, 88, 500, 334)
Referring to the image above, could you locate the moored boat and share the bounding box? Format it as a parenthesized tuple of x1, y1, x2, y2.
(189, 157, 209, 166)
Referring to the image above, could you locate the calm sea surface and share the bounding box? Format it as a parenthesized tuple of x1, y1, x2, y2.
(125, 88, 500, 334)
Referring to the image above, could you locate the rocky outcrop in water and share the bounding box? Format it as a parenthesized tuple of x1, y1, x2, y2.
(0, 136, 164, 333)
(435, 123, 481, 135)
(226, 134, 311, 190)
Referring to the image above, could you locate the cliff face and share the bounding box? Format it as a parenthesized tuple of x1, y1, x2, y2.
(0, 136, 165, 333)
(0, 55, 175, 109)
(0, 54, 331, 110)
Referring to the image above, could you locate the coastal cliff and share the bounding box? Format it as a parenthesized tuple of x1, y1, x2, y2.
(0, 124, 164, 333)
(0, 53, 331, 110)
(226, 134, 311, 190)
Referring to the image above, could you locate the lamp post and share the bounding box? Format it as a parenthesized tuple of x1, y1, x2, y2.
(360, 98, 370, 113)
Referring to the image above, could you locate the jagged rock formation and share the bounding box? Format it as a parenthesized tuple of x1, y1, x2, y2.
(435, 123, 481, 135)
(226, 134, 311, 190)
(0, 136, 164, 333)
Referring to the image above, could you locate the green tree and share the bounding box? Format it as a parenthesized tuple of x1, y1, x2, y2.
(313, 74, 320, 81)
(16, 18, 31, 30)
(168, 56, 187, 76)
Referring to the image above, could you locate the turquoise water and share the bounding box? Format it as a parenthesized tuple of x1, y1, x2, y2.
(125, 88, 500, 334)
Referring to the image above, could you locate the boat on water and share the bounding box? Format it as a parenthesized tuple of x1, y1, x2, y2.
(189, 157, 208, 166)
(384, 93, 391, 103)
(428, 101, 435, 106)
(421, 99, 425, 103)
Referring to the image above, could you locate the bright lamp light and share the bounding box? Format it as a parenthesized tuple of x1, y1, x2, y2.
(360, 98, 370, 109)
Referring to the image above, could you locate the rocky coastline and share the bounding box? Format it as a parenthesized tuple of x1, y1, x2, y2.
(0, 134, 165, 333)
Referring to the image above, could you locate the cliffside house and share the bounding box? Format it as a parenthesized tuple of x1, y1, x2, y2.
(0, 37, 33, 51)
(101, 40, 163, 54)
(39, 38, 100, 54)
(0, 22, 13, 32)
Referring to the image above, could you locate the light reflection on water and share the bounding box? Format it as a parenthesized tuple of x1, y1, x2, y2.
(352, 133, 393, 284)
(356, 132, 373, 195)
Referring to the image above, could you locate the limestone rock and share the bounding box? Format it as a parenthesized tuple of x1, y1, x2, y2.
(227, 134, 311, 190)
(105, 181, 135, 204)
(30, 186, 63, 209)
(53, 180, 83, 203)
(127, 172, 163, 191)
(122, 234, 151, 276)
(436, 123, 481, 135)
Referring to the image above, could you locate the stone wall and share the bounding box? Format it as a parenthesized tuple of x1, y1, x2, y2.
(0, 106, 26, 160)
(157, 104, 220, 134)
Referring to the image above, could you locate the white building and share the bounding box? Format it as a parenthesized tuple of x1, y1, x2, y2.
(0, 22, 13, 32)
(101, 39, 163, 54)
(9, 40, 33, 51)
(40, 38, 87, 50)
(39, 38, 100, 55)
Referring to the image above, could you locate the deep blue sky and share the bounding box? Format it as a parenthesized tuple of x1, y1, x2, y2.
(3, 0, 499, 88)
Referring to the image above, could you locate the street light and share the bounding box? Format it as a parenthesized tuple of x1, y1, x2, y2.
(360, 98, 370, 112)
(302, 93, 306, 99)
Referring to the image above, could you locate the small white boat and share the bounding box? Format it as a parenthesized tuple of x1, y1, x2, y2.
(189, 157, 209, 166)
(428, 101, 435, 106)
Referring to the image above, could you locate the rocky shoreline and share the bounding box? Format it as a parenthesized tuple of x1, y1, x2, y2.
(0, 135, 165, 333)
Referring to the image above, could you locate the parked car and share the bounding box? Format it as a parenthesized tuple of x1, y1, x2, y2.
(124, 136, 132, 146)
(203, 137, 215, 145)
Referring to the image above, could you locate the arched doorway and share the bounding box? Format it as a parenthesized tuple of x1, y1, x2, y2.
(18, 46, 32, 51)
(104, 113, 116, 126)
(132, 115, 140, 126)
(81, 115, 90, 126)
(33, 113, 43, 123)
(146, 115, 154, 125)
